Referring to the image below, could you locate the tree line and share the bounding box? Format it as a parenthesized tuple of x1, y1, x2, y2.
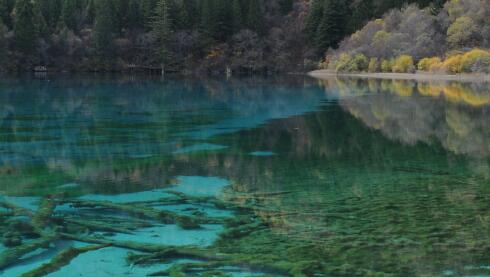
(323, 0, 490, 74)
(0, 0, 462, 73)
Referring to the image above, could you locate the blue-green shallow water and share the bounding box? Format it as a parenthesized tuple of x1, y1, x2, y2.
(0, 75, 489, 276)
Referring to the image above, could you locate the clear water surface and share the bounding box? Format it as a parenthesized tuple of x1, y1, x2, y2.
(0, 75, 489, 277)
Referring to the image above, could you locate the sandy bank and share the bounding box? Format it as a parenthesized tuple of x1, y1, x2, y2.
(308, 70, 490, 82)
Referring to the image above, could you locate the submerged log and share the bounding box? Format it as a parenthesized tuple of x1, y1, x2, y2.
(21, 244, 110, 277)
(0, 236, 56, 270)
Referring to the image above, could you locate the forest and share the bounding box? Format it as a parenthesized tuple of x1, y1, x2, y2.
(322, 0, 490, 74)
(0, 0, 486, 73)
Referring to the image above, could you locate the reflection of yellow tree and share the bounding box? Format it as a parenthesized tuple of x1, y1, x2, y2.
(418, 82, 490, 106)
(321, 78, 490, 158)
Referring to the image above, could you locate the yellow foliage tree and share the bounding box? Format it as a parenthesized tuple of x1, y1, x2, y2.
(392, 55, 415, 73)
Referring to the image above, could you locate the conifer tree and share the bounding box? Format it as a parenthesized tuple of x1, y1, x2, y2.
(215, 0, 232, 40)
(0, 0, 13, 29)
(305, 0, 323, 41)
(151, 0, 173, 70)
(279, 0, 293, 15)
(61, 0, 78, 31)
(127, 0, 141, 29)
(349, 0, 374, 33)
(247, 0, 263, 35)
(231, 0, 242, 33)
(141, 0, 156, 27)
(38, 0, 62, 29)
(177, 0, 191, 29)
(86, 0, 96, 25)
(33, 0, 48, 37)
(94, 0, 115, 63)
(315, 0, 347, 53)
(0, 20, 7, 63)
(200, 0, 215, 38)
(14, 0, 37, 55)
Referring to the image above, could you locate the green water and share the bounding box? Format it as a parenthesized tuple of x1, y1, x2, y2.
(0, 75, 489, 276)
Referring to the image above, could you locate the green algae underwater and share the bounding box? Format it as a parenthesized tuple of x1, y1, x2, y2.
(0, 75, 489, 277)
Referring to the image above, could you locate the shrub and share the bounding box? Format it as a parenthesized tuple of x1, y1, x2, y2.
(335, 53, 369, 72)
(442, 54, 463, 73)
(417, 57, 442, 72)
(392, 55, 415, 73)
(368, 58, 379, 72)
(380, 59, 393, 72)
(460, 49, 490, 73)
(352, 54, 369, 72)
(334, 53, 352, 72)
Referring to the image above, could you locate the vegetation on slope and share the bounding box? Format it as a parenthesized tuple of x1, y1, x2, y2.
(322, 0, 490, 74)
(0, 0, 454, 73)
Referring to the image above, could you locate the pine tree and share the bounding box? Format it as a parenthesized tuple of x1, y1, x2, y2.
(177, 0, 191, 30)
(94, 0, 115, 63)
(315, 0, 347, 53)
(141, 0, 156, 27)
(0, 0, 13, 29)
(151, 0, 173, 70)
(127, 0, 141, 29)
(348, 0, 374, 33)
(199, 0, 215, 38)
(14, 0, 37, 55)
(247, 0, 263, 35)
(61, 0, 78, 31)
(39, 0, 62, 29)
(231, 0, 242, 33)
(0, 20, 7, 63)
(86, 0, 96, 25)
(33, 0, 48, 37)
(305, 0, 323, 41)
(279, 0, 293, 15)
(215, 0, 232, 40)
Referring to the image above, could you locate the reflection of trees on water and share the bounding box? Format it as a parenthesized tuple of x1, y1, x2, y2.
(320, 78, 490, 159)
(0, 76, 327, 195)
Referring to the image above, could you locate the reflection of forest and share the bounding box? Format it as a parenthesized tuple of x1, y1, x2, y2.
(0, 76, 327, 196)
(1, 77, 489, 275)
(321, 78, 490, 158)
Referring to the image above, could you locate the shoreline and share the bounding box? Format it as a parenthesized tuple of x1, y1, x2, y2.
(308, 70, 490, 82)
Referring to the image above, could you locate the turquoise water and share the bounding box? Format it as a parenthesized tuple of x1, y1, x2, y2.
(0, 75, 489, 276)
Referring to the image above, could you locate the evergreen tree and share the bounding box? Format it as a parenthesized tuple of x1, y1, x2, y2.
(279, 0, 293, 15)
(61, 0, 78, 31)
(94, 0, 115, 63)
(215, 0, 232, 40)
(86, 0, 96, 25)
(0, 0, 13, 29)
(141, 0, 156, 27)
(305, 0, 323, 41)
(177, 0, 192, 30)
(247, 0, 263, 35)
(0, 20, 7, 63)
(151, 0, 173, 69)
(33, 0, 48, 37)
(14, 0, 37, 55)
(127, 0, 141, 29)
(348, 0, 374, 33)
(199, 0, 215, 39)
(231, 0, 242, 33)
(40, 0, 62, 29)
(315, 0, 346, 53)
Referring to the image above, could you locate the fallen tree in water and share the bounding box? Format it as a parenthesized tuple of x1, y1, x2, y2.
(0, 190, 299, 276)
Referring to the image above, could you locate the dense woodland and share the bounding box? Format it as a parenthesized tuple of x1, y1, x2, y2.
(324, 0, 490, 74)
(0, 0, 485, 73)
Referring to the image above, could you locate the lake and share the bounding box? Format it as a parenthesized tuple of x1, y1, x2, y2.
(0, 75, 489, 277)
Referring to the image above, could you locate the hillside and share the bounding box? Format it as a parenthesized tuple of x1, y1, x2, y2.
(322, 0, 490, 74)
